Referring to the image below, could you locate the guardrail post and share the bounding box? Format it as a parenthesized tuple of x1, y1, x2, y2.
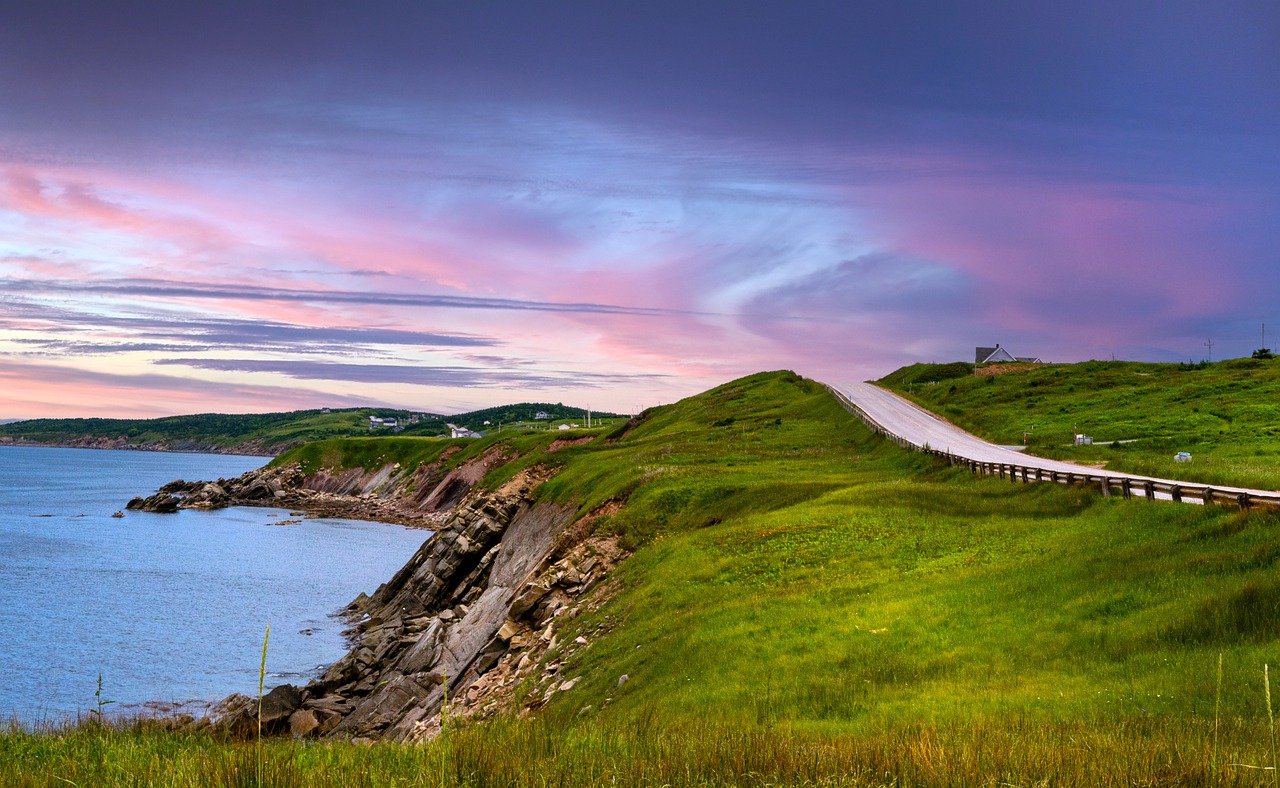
(1238, 493, 1252, 510)
(1144, 481, 1155, 500)
(1120, 479, 1131, 499)
(1035, 468, 1043, 482)
(1203, 487, 1215, 506)
(1100, 477, 1110, 497)
(1170, 485, 1182, 503)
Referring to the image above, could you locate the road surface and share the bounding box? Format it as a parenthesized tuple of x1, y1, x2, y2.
(832, 381, 1280, 505)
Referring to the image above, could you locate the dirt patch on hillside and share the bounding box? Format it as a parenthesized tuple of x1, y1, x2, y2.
(975, 363, 1042, 377)
(547, 436, 593, 453)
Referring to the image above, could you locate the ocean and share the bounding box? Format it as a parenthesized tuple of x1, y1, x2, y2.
(0, 445, 427, 724)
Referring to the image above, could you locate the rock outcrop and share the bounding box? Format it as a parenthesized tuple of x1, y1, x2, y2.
(125, 446, 514, 528)
(134, 446, 631, 741)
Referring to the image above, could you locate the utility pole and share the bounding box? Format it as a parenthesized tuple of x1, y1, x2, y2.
(1204, 338, 1214, 362)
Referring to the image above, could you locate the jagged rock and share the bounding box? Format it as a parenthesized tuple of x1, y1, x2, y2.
(128, 492, 181, 513)
(510, 582, 550, 618)
(213, 684, 302, 739)
(187, 464, 626, 743)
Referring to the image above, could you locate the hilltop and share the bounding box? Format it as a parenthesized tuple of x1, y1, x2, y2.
(880, 357, 1280, 489)
(13, 369, 1280, 784)
(0, 402, 623, 456)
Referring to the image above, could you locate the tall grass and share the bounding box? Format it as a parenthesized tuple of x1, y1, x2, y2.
(258, 624, 269, 788)
(9, 712, 1280, 786)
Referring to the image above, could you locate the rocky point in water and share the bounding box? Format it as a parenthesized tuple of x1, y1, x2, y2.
(129, 443, 631, 741)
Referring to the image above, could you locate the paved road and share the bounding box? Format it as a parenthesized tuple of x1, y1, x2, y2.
(832, 381, 1280, 504)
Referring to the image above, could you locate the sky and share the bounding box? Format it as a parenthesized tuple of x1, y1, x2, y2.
(1, 1, 1277, 418)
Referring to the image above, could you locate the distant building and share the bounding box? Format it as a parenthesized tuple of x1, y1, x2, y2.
(976, 344, 1043, 364)
(534, 411, 550, 420)
(1074, 434, 1093, 446)
(1175, 451, 1193, 463)
(369, 416, 398, 430)
(448, 423, 482, 439)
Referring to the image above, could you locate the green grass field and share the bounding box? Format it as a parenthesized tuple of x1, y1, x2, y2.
(9, 371, 1280, 785)
(883, 358, 1280, 490)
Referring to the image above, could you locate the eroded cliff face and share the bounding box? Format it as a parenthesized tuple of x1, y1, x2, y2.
(134, 447, 630, 741)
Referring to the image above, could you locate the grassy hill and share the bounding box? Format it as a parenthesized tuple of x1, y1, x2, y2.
(8, 371, 1280, 784)
(0, 402, 624, 454)
(880, 358, 1280, 490)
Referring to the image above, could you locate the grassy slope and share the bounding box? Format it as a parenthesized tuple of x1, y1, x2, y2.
(883, 358, 1280, 490)
(9, 370, 1280, 785)
(0, 408, 413, 451)
(0, 403, 625, 453)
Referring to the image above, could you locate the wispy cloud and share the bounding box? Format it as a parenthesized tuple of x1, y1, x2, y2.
(0, 277, 713, 318)
(154, 357, 669, 388)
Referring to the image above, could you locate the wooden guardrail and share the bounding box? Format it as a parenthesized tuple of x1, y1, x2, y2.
(826, 384, 1280, 511)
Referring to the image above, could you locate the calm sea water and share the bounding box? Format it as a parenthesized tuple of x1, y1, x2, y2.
(0, 445, 428, 723)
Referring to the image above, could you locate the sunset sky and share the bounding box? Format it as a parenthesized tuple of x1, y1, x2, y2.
(1, 2, 1277, 418)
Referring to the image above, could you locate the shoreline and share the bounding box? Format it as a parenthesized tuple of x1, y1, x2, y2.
(0, 438, 276, 458)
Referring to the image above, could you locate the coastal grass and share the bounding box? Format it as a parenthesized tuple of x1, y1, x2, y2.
(12, 370, 1280, 783)
(882, 357, 1280, 490)
(6, 713, 1280, 786)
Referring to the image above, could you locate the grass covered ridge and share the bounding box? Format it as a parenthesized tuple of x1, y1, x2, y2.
(0, 403, 623, 454)
(11, 370, 1280, 785)
(882, 358, 1280, 490)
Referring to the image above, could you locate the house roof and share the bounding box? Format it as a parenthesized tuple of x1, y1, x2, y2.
(976, 344, 1017, 364)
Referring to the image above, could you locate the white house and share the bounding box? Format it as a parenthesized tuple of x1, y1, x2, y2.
(976, 344, 1043, 364)
(534, 411, 550, 420)
(448, 423, 482, 439)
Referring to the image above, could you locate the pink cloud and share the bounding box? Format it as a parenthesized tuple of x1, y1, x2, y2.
(0, 359, 378, 419)
(853, 169, 1239, 349)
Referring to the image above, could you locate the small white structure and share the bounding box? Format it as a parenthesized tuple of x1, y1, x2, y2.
(1074, 434, 1093, 446)
(369, 416, 385, 430)
(534, 411, 550, 420)
(557, 424, 572, 431)
(448, 423, 481, 439)
(1174, 451, 1193, 463)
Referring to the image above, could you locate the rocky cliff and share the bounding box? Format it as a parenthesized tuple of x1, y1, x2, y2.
(132, 444, 629, 741)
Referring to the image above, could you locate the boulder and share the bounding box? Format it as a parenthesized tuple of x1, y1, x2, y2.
(288, 709, 321, 737)
(213, 684, 303, 739)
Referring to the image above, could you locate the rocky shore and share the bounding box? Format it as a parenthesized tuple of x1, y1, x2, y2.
(1, 435, 276, 456)
(128, 446, 629, 741)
